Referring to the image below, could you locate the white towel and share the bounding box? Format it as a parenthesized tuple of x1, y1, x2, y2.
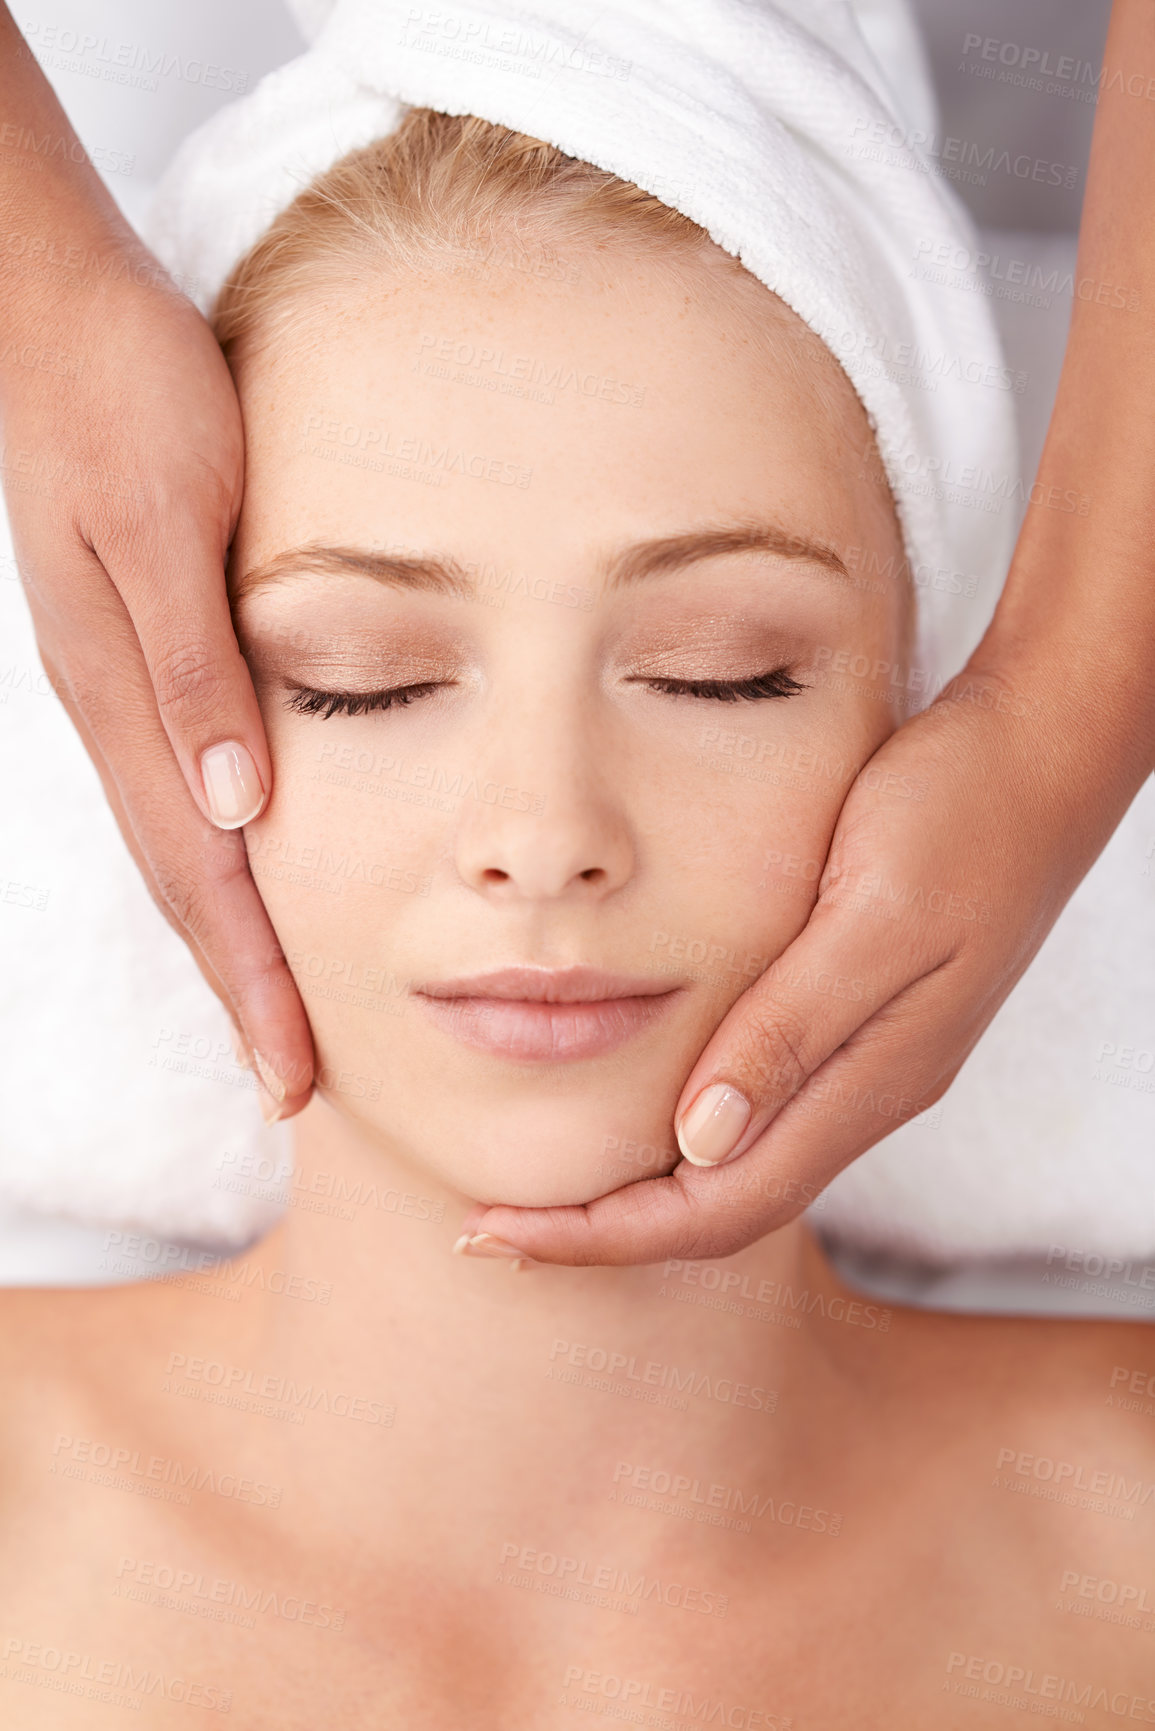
(0, 521, 290, 1250)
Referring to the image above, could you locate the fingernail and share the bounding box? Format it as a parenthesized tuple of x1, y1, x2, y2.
(453, 1232, 531, 1261)
(256, 1081, 290, 1126)
(252, 1051, 287, 1104)
(200, 741, 265, 829)
(676, 1083, 752, 1167)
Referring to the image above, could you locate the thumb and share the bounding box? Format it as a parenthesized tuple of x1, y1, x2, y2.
(671, 900, 936, 1168)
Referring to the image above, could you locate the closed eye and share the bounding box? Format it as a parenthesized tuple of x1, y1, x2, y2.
(285, 682, 443, 719)
(283, 667, 808, 717)
(636, 668, 809, 702)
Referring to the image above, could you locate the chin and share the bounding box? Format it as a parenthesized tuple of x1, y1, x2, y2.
(405, 1095, 684, 1210)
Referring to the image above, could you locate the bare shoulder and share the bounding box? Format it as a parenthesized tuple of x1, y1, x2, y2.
(0, 1276, 222, 1494)
(988, 1310, 1155, 1511)
(936, 1308, 1155, 1599)
(812, 1296, 1155, 1706)
(970, 1313, 1155, 1681)
(0, 1275, 178, 1378)
(0, 1281, 252, 1729)
(880, 1298, 1155, 1465)
(995, 1309, 1155, 1445)
(0, 1283, 145, 1484)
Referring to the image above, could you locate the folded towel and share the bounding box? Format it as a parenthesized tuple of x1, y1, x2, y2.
(0, 516, 290, 1250)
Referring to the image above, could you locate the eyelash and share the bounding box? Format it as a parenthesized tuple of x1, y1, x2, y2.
(636, 669, 808, 702)
(285, 667, 808, 719)
(286, 682, 439, 719)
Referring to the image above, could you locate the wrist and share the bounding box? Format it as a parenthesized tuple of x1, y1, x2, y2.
(0, 16, 151, 340)
(958, 618, 1155, 802)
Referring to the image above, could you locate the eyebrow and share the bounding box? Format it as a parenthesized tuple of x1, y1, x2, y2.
(232, 521, 849, 600)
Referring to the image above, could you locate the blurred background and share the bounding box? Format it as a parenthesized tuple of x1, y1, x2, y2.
(913, 0, 1107, 231)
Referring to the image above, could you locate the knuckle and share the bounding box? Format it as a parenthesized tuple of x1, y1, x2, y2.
(660, 1182, 760, 1265)
(150, 832, 248, 942)
(150, 642, 227, 721)
(149, 861, 212, 944)
(85, 502, 161, 577)
(671, 1206, 757, 1265)
(675, 1222, 735, 1263)
(734, 1009, 812, 1106)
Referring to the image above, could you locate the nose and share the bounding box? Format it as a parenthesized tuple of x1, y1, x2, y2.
(453, 709, 634, 903)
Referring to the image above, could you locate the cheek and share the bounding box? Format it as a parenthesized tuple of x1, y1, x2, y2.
(639, 690, 887, 1008)
(653, 775, 835, 972)
(242, 714, 446, 1022)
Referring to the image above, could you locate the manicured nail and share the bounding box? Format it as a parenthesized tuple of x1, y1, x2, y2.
(676, 1083, 752, 1166)
(453, 1232, 530, 1261)
(252, 1050, 287, 1104)
(200, 741, 265, 829)
(256, 1081, 290, 1126)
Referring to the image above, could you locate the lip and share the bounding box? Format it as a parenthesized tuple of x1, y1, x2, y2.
(412, 967, 681, 1061)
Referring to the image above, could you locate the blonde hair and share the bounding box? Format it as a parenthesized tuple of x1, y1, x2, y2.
(213, 104, 900, 604)
(212, 106, 726, 362)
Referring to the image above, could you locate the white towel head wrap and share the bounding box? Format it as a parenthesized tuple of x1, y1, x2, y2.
(146, 0, 1018, 695)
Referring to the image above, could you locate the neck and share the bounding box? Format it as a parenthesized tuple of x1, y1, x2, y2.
(197, 1096, 878, 1555)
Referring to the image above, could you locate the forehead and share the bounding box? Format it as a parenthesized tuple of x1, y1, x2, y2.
(231, 241, 894, 578)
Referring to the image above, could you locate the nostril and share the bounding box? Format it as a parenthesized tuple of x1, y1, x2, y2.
(481, 868, 510, 885)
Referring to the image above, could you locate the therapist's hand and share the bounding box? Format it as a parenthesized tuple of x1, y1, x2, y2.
(457, 655, 1150, 1266)
(0, 5, 313, 1119)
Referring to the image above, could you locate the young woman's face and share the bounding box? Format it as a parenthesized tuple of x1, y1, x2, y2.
(230, 233, 908, 1207)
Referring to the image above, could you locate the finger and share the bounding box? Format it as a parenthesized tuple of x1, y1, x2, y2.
(454, 1153, 812, 1267)
(38, 636, 234, 1012)
(31, 588, 314, 1114)
(51, 643, 314, 1118)
(669, 897, 953, 1169)
(35, 492, 270, 835)
(120, 517, 271, 832)
(742, 939, 1011, 1180)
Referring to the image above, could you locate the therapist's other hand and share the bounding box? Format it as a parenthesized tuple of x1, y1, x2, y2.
(459, 661, 1144, 1265)
(0, 218, 314, 1122)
